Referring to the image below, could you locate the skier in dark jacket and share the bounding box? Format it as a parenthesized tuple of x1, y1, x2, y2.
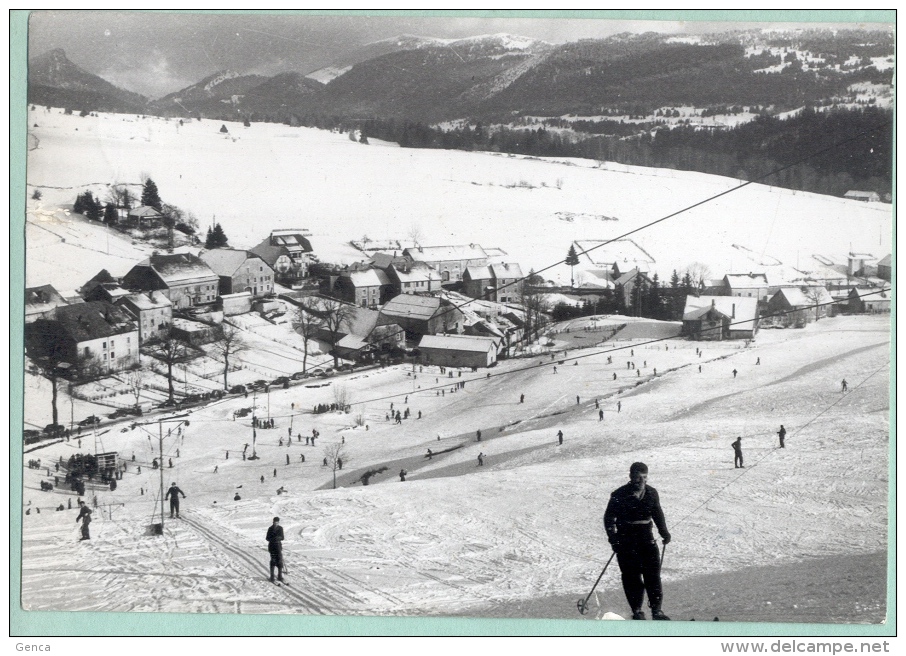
(732, 437, 744, 468)
(76, 500, 92, 541)
(266, 517, 285, 583)
(165, 482, 186, 518)
(604, 462, 671, 620)
(777, 425, 786, 449)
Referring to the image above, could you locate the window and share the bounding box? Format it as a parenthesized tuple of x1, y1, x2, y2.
(102, 341, 107, 349)
(110, 352, 115, 359)
(84, 347, 90, 356)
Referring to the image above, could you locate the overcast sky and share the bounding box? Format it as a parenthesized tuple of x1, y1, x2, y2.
(27, 11, 893, 99)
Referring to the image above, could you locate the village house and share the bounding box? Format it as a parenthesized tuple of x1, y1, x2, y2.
(571, 238, 655, 279)
(723, 273, 771, 301)
(115, 291, 172, 344)
(682, 296, 759, 341)
(418, 334, 499, 368)
(766, 286, 834, 324)
(27, 301, 140, 374)
(121, 253, 220, 310)
(334, 267, 393, 308)
(249, 230, 314, 284)
(462, 263, 524, 303)
(386, 262, 443, 296)
(847, 252, 877, 278)
(844, 190, 881, 202)
(403, 244, 488, 282)
(126, 205, 164, 228)
(877, 254, 891, 282)
(199, 249, 275, 298)
(24, 284, 69, 323)
(847, 287, 891, 314)
(614, 268, 652, 309)
(377, 294, 463, 339)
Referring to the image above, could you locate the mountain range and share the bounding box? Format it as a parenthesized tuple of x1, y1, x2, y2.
(28, 29, 894, 125)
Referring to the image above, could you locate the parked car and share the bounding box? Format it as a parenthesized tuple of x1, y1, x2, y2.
(157, 399, 177, 409)
(42, 423, 65, 436)
(78, 415, 101, 426)
(290, 371, 307, 380)
(229, 384, 247, 395)
(23, 429, 41, 440)
(272, 376, 289, 387)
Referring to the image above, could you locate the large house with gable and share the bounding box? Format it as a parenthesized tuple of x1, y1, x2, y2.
(199, 249, 275, 298)
(121, 253, 220, 310)
(377, 294, 463, 339)
(250, 230, 314, 284)
(115, 291, 172, 343)
(462, 263, 524, 303)
(403, 244, 488, 282)
(25, 284, 70, 323)
(682, 296, 760, 341)
(723, 273, 772, 301)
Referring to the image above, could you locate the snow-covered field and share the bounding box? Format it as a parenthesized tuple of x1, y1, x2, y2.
(21, 316, 890, 621)
(18, 109, 892, 623)
(25, 108, 891, 290)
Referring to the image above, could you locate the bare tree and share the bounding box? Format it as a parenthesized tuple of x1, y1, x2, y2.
(803, 287, 826, 323)
(146, 335, 190, 403)
(210, 324, 247, 390)
(323, 442, 349, 489)
(126, 369, 146, 409)
(684, 262, 713, 290)
(291, 297, 321, 373)
(407, 224, 423, 248)
(518, 269, 549, 351)
(320, 297, 356, 367)
(333, 384, 350, 412)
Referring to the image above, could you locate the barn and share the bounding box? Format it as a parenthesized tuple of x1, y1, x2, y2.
(418, 334, 498, 368)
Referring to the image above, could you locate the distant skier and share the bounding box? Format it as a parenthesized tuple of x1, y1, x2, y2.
(266, 517, 285, 584)
(576, 395, 580, 405)
(286, 454, 290, 465)
(756, 357, 761, 365)
(599, 409, 604, 421)
(165, 482, 186, 518)
(399, 469, 407, 482)
(477, 452, 484, 466)
(841, 379, 848, 393)
(76, 500, 92, 541)
(520, 394, 524, 404)
(732, 437, 744, 468)
(476, 429, 482, 442)
(732, 369, 738, 379)
(777, 425, 786, 449)
(617, 401, 622, 413)
(557, 430, 564, 445)
(427, 449, 433, 460)
(604, 462, 671, 621)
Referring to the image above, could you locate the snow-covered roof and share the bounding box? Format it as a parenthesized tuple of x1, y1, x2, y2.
(614, 268, 648, 286)
(140, 253, 219, 285)
(50, 301, 137, 342)
(369, 252, 410, 269)
(405, 244, 488, 262)
(490, 263, 523, 279)
(391, 264, 441, 284)
(127, 205, 163, 218)
(380, 294, 441, 321)
(464, 265, 491, 281)
(118, 291, 172, 311)
(418, 334, 497, 353)
(200, 249, 270, 277)
(724, 273, 770, 288)
(771, 286, 833, 308)
(25, 284, 67, 315)
(683, 296, 759, 332)
(346, 268, 391, 288)
(877, 254, 891, 268)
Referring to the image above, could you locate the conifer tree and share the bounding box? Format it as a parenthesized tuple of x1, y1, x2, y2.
(565, 244, 580, 287)
(141, 178, 162, 211)
(103, 203, 118, 225)
(205, 223, 229, 248)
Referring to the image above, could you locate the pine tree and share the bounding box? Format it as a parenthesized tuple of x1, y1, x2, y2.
(73, 193, 86, 215)
(85, 193, 101, 221)
(103, 203, 118, 225)
(220, 124, 229, 133)
(205, 223, 229, 248)
(565, 244, 580, 287)
(141, 179, 162, 211)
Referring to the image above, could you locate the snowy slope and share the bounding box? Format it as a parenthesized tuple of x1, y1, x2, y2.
(24, 108, 891, 292)
(20, 316, 890, 620)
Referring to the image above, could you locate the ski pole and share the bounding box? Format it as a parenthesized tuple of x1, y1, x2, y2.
(660, 542, 667, 567)
(576, 551, 615, 615)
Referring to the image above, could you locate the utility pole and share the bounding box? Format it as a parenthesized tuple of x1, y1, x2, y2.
(159, 422, 165, 533)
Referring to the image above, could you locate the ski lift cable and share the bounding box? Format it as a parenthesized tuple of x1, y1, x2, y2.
(670, 360, 889, 531)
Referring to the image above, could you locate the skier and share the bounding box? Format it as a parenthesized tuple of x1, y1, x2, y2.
(557, 430, 564, 445)
(732, 437, 744, 468)
(576, 396, 580, 405)
(286, 454, 290, 465)
(613, 373, 617, 381)
(300, 454, 305, 462)
(165, 482, 186, 518)
(617, 401, 622, 413)
(604, 462, 672, 621)
(595, 399, 599, 409)
(266, 517, 285, 584)
(476, 429, 482, 442)
(777, 425, 786, 449)
(168, 458, 173, 468)
(756, 357, 761, 365)
(477, 452, 484, 466)
(76, 500, 92, 541)
(599, 409, 604, 422)
(841, 379, 848, 393)
(520, 394, 524, 404)
(399, 469, 407, 482)
(427, 449, 433, 460)
(732, 369, 738, 379)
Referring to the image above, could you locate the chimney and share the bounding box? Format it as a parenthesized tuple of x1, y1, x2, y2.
(711, 299, 715, 308)
(731, 303, 736, 319)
